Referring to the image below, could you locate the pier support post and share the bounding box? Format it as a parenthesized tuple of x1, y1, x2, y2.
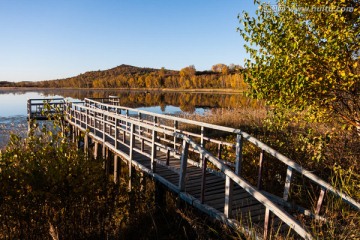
(94, 142, 99, 160)
(72, 126, 76, 143)
(128, 162, 135, 191)
(84, 133, 89, 159)
(69, 124, 74, 142)
(27, 119, 33, 136)
(114, 155, 121, 184)
(102, 145, 109, 173)
(105, 150, 112, 175)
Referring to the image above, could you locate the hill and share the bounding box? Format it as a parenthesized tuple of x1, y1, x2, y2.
(15, 64, 246, 90)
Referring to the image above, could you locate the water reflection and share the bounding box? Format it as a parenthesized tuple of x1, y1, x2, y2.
(0, 89, 260, 117)
(0, 89, 261, 148)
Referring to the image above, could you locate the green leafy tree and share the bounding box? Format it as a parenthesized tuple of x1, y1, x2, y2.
(238, 0, 360, 134)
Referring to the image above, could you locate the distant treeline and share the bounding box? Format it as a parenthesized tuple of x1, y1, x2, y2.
(0, 81, 15, 87)
(12, 64, 247, 90)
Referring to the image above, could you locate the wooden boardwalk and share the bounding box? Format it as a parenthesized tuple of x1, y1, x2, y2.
(27, 97, 360, 240)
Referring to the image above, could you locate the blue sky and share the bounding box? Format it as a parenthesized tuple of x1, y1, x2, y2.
(0, 0, 257, 82)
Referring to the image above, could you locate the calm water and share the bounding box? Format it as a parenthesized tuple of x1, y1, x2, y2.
(0, 89, 253, 148)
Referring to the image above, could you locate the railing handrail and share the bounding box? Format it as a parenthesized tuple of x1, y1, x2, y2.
(28, 98, 65, 102)
(82, 98, 360, 211)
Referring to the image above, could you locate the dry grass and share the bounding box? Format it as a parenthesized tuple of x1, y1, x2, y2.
(197, 107, 267, 129)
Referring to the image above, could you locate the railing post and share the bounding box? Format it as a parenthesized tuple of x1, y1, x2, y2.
(200, 156, 207, 203)
(235, 134, 243, 175)
(115, 118, 118, 150)
(138, 112, 142, 133)
(27, 99, 31, 120)
(217, 143, 222, 160)
(141, 138, 145, 152)
(102, 113, 106, 143)
(166, 148, 170, 166)
(128, 123, 135, 189)
(200, 126, 204, 167)
(178, 139, 189, 192)
(153, 116, 158, 126)
(257, 150, 265, 190)
(85, 109, 89, 130)
(224, 175, 233, 218)
(173, 120, 178, 150)
(264, 207, 271, 240)
(74, 106, 77, 125)
(122, 129, 126, 142)
(315, 187, 327, 215)
(129, 123, 135, 161)
(138, 112, 144, 151)
(151, 126, 157, 172)
(102, 113, 107, 173)
(93, 111, 96, 135)
(283, 166, 293, 201)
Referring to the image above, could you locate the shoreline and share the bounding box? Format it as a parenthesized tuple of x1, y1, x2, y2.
(0, 87, 245, 94)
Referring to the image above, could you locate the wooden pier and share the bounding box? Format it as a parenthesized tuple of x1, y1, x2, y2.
(27, 97, 360, 239)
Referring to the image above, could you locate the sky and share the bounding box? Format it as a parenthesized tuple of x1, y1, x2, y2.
(0, 0, 258, 82)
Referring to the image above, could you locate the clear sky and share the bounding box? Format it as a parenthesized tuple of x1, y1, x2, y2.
(0, 0, 257, 82)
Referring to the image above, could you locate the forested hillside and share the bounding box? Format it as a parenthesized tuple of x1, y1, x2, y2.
(0, 81, 15, 87)
(14, 64, 247, 90)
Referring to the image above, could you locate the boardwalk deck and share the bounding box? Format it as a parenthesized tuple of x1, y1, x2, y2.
(27, 97, 360, 240)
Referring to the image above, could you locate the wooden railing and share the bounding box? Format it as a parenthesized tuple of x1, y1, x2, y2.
(64, 101, 313, 239)
(27, 98, 65, 120)
(28, 97, 360, 239)
(83, 98, 360, 213)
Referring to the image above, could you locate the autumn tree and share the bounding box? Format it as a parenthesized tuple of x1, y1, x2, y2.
(180, 65, 196, 77)
(212, 63, 228, 73)
(238, 0, 360, 134)
(180, 65, 196, 88)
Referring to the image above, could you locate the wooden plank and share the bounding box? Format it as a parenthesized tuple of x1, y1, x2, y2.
(204, 190, 253, 206)
(185, 179, 224, 192)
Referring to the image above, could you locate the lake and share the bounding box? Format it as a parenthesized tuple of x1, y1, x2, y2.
(0, 89, 252, 149)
